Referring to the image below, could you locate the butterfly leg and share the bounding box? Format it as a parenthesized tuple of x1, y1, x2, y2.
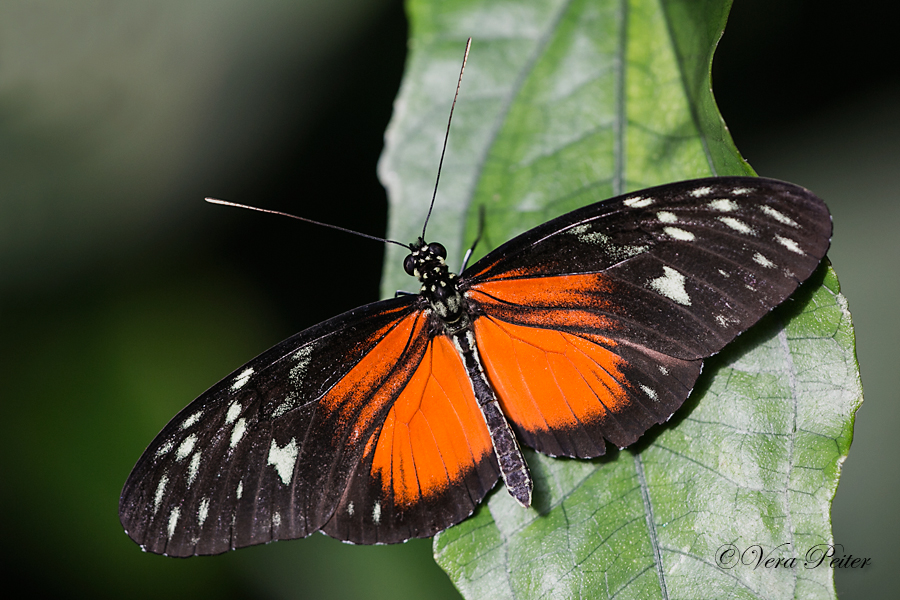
(450, 327, 532, 507)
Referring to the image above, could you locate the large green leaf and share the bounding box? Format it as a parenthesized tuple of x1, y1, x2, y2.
(378, 1, 862, 598)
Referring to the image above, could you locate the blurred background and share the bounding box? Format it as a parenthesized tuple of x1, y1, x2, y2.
(1, 1, 895, 598)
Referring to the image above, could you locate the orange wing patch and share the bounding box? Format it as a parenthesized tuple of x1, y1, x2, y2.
(466, 273, 619, 331)
(320, 312, 427, 447)
(369, 335, 493, 507)
(474, 315, 631, 457)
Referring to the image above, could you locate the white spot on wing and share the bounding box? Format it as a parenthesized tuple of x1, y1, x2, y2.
(640, 384, 658, 401)
(657, 211, 678, 223)
(176, 434, 197, 461)
(236, 480, 243, 500)
(731, 187, 751, 195)
(775, 234, 804, 254)
(167, 506, 181, 540)
(623, 196, 653, 208)
(153, 474, 169, 514)
(372, 501, 382, 524)
(290, 345, 314, 386)
(663, 227, 695, 241)
(155, 439, 175, 458)
(187, 451, 202, 486)
(225, 401, 242, 424)
(271, 397, 299, 418)
(180, 411, 203, 430)
(198, 497, 210, 527)
(232, 367, 254, 391)
(569, 226, 649, 260)
(648, 266, 691, 306)
(272, 512, 281, 529)
(690, 186, 712, 197)
(708, 198, 738, 212)
(718, 216, 754, 234)
(718, 269, 731, 278)
(753, 252, 776, 268)
(658, 365, 669, 376)
(229, 418, 247, 449)
(761, 205, 799, 227)
(267, 438, 299, 485)
(347, 501, 354, 516)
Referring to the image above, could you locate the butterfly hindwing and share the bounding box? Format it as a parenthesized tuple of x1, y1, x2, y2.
(462, 177, 831, 457)
(322, 335, 499, 544)
(119, 295, 499, 554)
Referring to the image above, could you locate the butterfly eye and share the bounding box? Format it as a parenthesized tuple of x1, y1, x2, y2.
(403, 254, 417, 276)
(428, 242, 447, 259)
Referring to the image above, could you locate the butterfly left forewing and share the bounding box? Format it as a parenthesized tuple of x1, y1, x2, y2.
(120, 296, 438, 555)
(462, 176, 831, 458)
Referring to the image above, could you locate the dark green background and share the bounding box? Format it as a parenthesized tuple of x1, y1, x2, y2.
(1, 1, 895, 598)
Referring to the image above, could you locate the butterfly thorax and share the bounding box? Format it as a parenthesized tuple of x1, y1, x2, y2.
(404, 238, 465, 329)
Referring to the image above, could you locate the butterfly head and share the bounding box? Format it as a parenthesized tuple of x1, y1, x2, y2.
(404, 238, 464, 325)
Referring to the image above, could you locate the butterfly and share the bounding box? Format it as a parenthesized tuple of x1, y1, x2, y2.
(120, 171, 831, 556)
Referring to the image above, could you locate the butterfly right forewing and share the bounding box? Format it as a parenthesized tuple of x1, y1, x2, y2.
(462, 176, 831, 458)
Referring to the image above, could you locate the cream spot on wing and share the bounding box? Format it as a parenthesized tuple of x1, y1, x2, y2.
(267, 438, 299, 485)
(225, 401, 242, 424)
(187, 451, 202, 486)
(198, 497, 210, 527)
(167, 506, 181, 540)
(648, 266, 691, 306)
(272, 512, 281, 529)
(153, 474, 169, 514)
(731, 187, 751, 195)
(568, 225, 649, 260)
(658, 365, 669, 376)
(623, 196, 653, 208)
(290, 345, 314, 386)
(690, 186, 712, 197)
(657, 211, 678, 223)
(663, 227, 695, 241)
(231, 367, 254, 391)
(180, 411, 203, 430)
(155, 439, 175, 458)
(372, 501, 382, 524)
(718, 269, 731, 278)
(236, 479, 243, 500)
(753, 252, 776, 268)
(176, 434, 197, 461)
(640, 384, 658, 401)
(775, 234, 804, 254)
(708, 198, 738, 212)
(718, 216, 754, 234)
(761, 205, 800, 227)
(229, 418, 248, 449)
(347, 501, 354, 516)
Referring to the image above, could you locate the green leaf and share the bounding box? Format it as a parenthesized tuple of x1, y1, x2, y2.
(378, 1, 862, 599)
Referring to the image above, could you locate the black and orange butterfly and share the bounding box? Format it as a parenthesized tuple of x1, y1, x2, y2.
(119, 173, 831, 555)
(119, 46, 832, 557)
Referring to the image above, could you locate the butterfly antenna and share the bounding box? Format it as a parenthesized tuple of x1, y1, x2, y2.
(205, 198, 409, 249)
(421, 37, 472, 240)
(460, 204, 485, 272)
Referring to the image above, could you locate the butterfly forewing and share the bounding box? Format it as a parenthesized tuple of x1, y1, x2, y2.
(120, 296, 439, 555)
(462, 177, 831, 457)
